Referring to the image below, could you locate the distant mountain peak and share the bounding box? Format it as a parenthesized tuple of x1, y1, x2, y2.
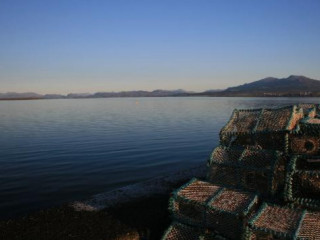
(224, 75, 320, 94)
(288, 74, 306, 78)
(258, 77, 279, 83)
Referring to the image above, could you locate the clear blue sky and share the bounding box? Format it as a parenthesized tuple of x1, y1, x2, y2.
(1, 0, 320, 94)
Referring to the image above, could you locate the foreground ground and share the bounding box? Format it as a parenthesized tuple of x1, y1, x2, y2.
(0, 164, 207, 240)
(0, 195, 170, 240)
(0, 181, 190, 240)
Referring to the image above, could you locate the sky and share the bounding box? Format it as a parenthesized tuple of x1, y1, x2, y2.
(0, 0, 320, 94)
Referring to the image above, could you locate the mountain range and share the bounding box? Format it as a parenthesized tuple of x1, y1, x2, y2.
(1, 75, 320, 100)
(218, 75, 320, 96)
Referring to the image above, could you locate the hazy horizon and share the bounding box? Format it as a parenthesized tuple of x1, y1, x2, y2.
(1, 0, 320, 94)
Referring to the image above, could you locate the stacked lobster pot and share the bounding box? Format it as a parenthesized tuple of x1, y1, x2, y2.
(219, 105, 304, 153)
(244, 203, 320, 239)
(207, 146, 286, 199)
(162, 104, 320, 240)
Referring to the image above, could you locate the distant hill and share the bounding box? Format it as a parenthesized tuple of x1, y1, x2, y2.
(0, 89, 192, 100)
(0, 92, 43, 100)
(2, 75, 320, 100)
(203, 75, 320, 97)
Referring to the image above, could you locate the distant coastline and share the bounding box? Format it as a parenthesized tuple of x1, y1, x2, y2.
(2, 94, 320, 101)
(2, 75, 320, 100)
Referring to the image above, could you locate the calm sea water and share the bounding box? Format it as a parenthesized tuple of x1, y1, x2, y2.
(0, 97, 319, 219)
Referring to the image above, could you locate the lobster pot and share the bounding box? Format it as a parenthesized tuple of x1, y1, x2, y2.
(246, 204, 320, 240)
(208, 146, 286, 197)
(290, 117, 320, 155)
(289, 133, 320, 155)
(246, 204, 305, 240)
(161, 222, 228, 240)
(206, 188, 258, 240)
(296, 212, 320, 239)
(220, 106, 303, 151)
(254, 132, 287, 152)
(300, 117, 320, 134)
(169, 179, 222, 226)
(208, 164, 240, 188)
(239, 148, 286, 196)
(285, 156, 320, 210)
(255, 106, 302, 132)
(201, 233, 228, 240)
(207, 146, 242, 187)
(297, 103, 319, 118)
(161, 222, 200, 240)
(219, 109, 261, 147)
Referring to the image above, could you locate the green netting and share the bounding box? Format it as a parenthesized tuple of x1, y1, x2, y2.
(200, 233, 228, 240)
(220, 109, 261, 135)
(208, 146, 243, 166)
(240, 148, 277, 168)
(169, 178, 222, 226)
(208, 147, 285, 197)
(220, 105, 305, 152)
(161, 222, 201, 240)
(295, 156, 320, 170)
(289, 133, 320, 155)
(297, 212, 320, 239)
(206, 189, 258, 240)
(256, 106, 299, 132)
(169, 178, 258, 239)
(208, 165, 240, 188)
(161, 222, 229, 240)
(247, 203, 305, 240)
(163, 105, 320, 240)
(297, 103, 318, 118)
(255, 132, 287, 152)
(285, 156, 320, 210)
(299, 117, 320, 139)
(246, 204, 320, 240)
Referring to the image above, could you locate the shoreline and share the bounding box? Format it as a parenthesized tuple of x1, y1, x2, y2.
(72, 163, 207, 211)
(2, 95, 320, 101)
(0, 163, 207, 240)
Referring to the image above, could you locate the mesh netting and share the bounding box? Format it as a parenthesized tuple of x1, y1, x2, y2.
(289, 134, 320, 155)
(206, 189, 258, 240)
(171, 179, 222, 225)
(295, 156, 320, 170)
(256, 107, 294, 132)
(162, 222, 200, 240)
(271, 155, 286, 197)
(240, 170, 270, 194)
(201, 233, 228, 240)
(249, 204, 304, 238)
(297, 212, 320, 239)
(172, 200, 206, 225)
(177, 180, 222, 203)
(162, 222, 228, 240)
(164, 105, 320, 240)
(285, 156, 320, 210)
(240, 148, 275, 168)
(220, 105, 305, 151)
(254, 132, 287, 152)
(208, 147, 285, 196)
(209, 146, 243, 166)
(246, 231, 280, 240)
(208, 165, 239, 187)
(304, 118, 320, 124)
(209, 189, 255, 215)
(206, 210, 241, 240)
(221, 109, 261, 134)
(291, 171, 320, 199)
(297, 103, 317, 117)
